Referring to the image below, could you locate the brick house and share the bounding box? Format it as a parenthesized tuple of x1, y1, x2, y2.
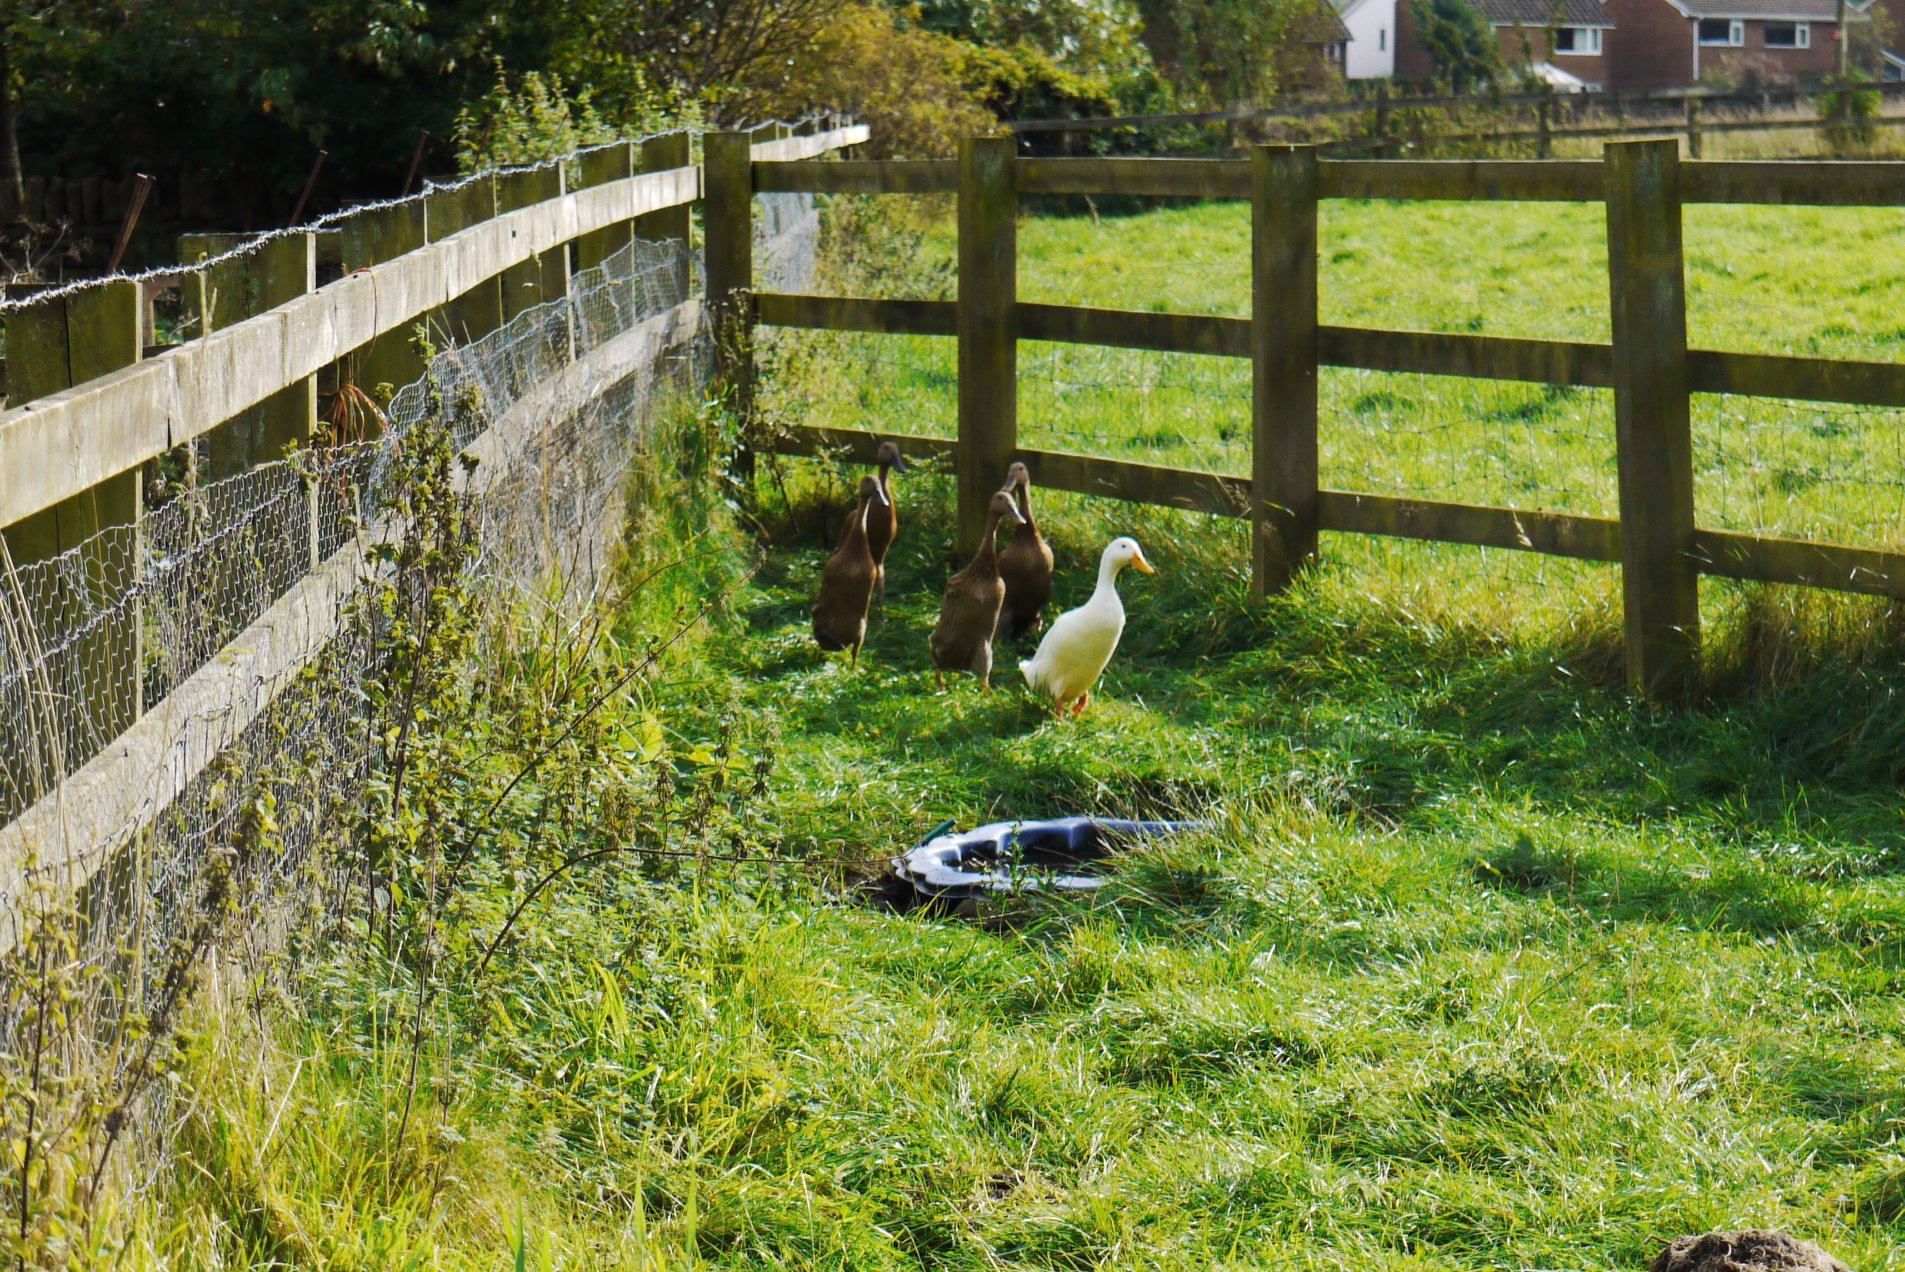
(1599, 0, 1855, 87)
(1396, 0, 1615, 85)
(1374, 0, 1859, 85)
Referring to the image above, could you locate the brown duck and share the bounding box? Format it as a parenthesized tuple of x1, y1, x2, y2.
(995, 461, 1054, 640)
(865, 440, 909, 609)
(928, 489, 1027, 688)
(812, 475, 888, 666)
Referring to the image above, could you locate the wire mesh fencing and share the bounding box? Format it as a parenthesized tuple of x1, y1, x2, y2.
(0, 204, 762, 1223)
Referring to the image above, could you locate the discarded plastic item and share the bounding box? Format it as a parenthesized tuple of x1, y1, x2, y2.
(892, 816, 1206, 902)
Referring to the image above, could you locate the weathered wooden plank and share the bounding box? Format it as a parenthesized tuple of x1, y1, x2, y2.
(1252, 146, 1320, 595)
(572, 143, 636, 271)
(1020, 447, 1249, 518)
(754, 159, 956, 194)
(1692, 528, 1905, 598)
(748, 124, 871, 162)
(754, 292, 957, 337)
(1018, 158, 1248, 199)
(637, 132, 693, 298)
(1323, 160, 1604, 202)
(1607, 139, 1700, 698)
(1318, 490, 1621, 560)
(956, 136, 1018, 556)
(1322, 326, 1615, 386)
(1684, 160, 1905, 206)
(1689, 349, 1905, 407)
(1019, 302, 1248, 357)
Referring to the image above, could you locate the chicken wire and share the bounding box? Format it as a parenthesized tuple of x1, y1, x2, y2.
(0, 219, 754, 1210)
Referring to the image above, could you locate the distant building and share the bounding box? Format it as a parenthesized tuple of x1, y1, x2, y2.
(1601, 0, 1859, 87)
(1354, 0, 1861, 85)
(1334, 0, 1400, 78)
(1395, 0, 1613, 84)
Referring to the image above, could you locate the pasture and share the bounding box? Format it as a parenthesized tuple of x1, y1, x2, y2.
(146, 196, 1905, 1267)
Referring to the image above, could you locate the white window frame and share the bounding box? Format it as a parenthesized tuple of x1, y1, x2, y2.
(1552, 25, 1603, 54)
(1762, 19, 1809, 47)
(1698, 17, 1745, 45)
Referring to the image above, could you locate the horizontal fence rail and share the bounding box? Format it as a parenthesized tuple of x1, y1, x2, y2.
(749, 138, 1905, 697)
(0, 124, 866, 533)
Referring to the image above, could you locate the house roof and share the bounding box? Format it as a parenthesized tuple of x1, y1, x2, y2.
(1670, 0, 1859, 16)
(1474, 0, 1614, 27)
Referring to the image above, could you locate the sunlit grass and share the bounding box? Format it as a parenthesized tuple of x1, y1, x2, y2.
(141, 196, 1905, 1269)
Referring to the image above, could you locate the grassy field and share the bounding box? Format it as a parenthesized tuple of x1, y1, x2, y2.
(770, 193, 1905, 546)
(143, 199, 1905, 1268)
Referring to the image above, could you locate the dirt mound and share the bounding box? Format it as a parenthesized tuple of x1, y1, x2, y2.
(1650, 1230, 1850, 1272)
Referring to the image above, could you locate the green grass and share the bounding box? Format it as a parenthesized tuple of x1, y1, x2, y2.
(143, 200, 1905, 1268)
(767, 196, 1905, 544)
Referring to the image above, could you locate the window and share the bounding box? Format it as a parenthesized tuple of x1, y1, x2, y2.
(1763, 20, 1809, 46)
(1698, 17, 1744, 45)
(1379, 27, 1387, 50)
(1553, 25, 1603, 54)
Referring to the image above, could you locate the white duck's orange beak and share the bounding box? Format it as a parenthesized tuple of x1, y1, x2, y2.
(1131, 548, 1155, 575)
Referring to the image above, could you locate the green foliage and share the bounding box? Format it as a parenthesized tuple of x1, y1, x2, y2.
(453, 70, 620, 172)
(755, 3, 994, 157)
(1410, 0, 1503, 92)
(957, 41, 1120, 121)
(1132, 0, 1349, 108)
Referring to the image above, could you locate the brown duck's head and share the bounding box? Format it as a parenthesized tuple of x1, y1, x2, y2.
(1001, 461, 1030, 493)
(988, 489, 1027, 526)
(876, 440, 909, 473)
(858, 474, 890, 508)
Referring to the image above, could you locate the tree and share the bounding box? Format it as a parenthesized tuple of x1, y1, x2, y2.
(551, 0, 837, 123)
(1133, 0, 1345, 107)
(1411, 0, 1501, 91)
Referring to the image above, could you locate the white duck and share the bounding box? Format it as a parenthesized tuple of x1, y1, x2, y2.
(1020, 537, 1154, 716)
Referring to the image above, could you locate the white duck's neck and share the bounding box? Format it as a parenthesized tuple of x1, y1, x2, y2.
(1093, 552, 1125, 598)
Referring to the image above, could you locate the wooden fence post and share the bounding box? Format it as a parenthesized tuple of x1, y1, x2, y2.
(1686, 99, 1703, 158)
(426, 174, 504, 346)
(1606, 139, 1700, 698)
(180, 232, 319, 478)
(956, 135, 1018, 558)
(497, 166, 565, 320)
(572, 142, 635, 272)
(704, 131, 756, 478)
(1251, 145, 1320, 597)
(637, 132, 694, 298)
(0, 281, 144, 820)
(1538, 92, 1554, 159)
(339, 199, 429, 401)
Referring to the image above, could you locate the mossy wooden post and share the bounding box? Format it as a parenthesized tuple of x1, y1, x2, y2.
(0, 282, 143, 822)
(497, 166, 565, 319)
(1686, 99, 1702, 159)
(427, 175, 504, 346)
(180, 232, 319, 478)
(955, 135, 1018, 557)
(637, 132, 694, 298)
(1250, 145, 1320, 597)
(1606, 139, 1700, 698)
(704, 131, 757, 483)
(338, 199, 428, 402)
(573, 142, 635, 272)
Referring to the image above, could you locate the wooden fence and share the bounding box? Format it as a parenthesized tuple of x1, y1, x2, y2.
(0, 121, 866, 903)
(729, 138, 1905, 699)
